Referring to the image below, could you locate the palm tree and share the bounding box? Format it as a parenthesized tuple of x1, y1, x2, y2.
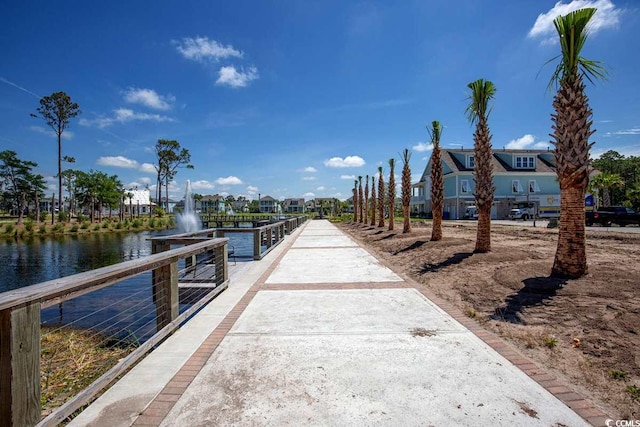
(353, 179, 358, 222)
(588, 172, 624, 207)
(370, 175, 377, 226)
(388, 159, 396, 231)
(377, 166, 385, 228)
(548, 8, 605, 278)
(428, 121, 444, 241)
(401, 149, 412, 233)
(466, 79, 496, 253)
(364, 174, 369, 224)
(358, 176, 364, 224)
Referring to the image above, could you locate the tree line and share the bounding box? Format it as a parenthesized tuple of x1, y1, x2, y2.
(1, 93, 193, 224)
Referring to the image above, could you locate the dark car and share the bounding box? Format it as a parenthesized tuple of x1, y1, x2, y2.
(586, 206, 640, 227)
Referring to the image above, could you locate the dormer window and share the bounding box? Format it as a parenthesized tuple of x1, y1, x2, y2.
(467, 155, 475, 168)
(515, 156, 535, 169)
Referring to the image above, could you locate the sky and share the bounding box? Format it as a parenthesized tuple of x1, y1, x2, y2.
(1, 0, 638, 202)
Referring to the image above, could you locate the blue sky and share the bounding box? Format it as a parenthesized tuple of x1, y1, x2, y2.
(1, 0, 638, 202)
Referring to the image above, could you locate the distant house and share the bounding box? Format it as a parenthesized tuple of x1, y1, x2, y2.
(259, 196, 277, 213)
(283, 198, 305, 213)
(154, 197, 178, 213)
(200, 195, 224, 214)
(122, 189, 153, 216)
(410, 148, 596, 220)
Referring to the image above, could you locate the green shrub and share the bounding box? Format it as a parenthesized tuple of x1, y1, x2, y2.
(132, 219, 142, 228)
(542, 336, 558, 349)
(39, 212, 49, 222)
(57, 211, 68, 222)
(77, 214, 88, 223)
(154, 207, 165, 217)
(115, 222, 123, 229)
(52, 223, 65, 233)
(609, 369, 628, 380)
(627, 385, 640, 402)
(148, 218, 156, 229)
(4, 224, 14, 234)
(24, 219, 34, 232)
(80, 221, 90, 230)
(70, 224, 79, 233)
(93, 224, 101, 231)
(39, 224, 47, 234)
(101, 221, 109, 229)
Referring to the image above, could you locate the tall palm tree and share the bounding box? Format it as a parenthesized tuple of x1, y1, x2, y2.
(401, 149, 412, 233)
(353, 180, 358, 222)
(428, 121, 444, 241)
(377, 166, 385, 228)
(364, 174, 369, 225)
(358, 176, 364, 224)
(548, 8, 605, 278)
(388, 159, 396, 231)
(466, 79, 496, 253)
(588, 172, 624, 207)
(370, 175, 377, 226)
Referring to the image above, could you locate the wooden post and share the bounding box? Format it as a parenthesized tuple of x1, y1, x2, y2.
(253, 229, 261, 260)
(0, 303, 41, 426)
(152, 261, 178, 330)
(215, 244, 229, 285)
(151, 240, 178, 330)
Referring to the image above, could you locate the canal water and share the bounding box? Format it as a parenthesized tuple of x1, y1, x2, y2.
(0, 229, 254, 342)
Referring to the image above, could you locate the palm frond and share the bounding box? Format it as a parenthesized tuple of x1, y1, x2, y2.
(465, 79, 496, 125)
(547, 7, 607, 88)
(426, 120, 443, 144)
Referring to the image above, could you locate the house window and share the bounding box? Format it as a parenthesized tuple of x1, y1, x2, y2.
(512, 180, 524, 193)
(461, 179, 470, 194)
(528, 180, 540, 193)
(467, 155, 475, 168)
(515, 156, 535, 169)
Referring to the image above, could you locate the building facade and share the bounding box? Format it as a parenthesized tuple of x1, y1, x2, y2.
(410, 148, 582, 220)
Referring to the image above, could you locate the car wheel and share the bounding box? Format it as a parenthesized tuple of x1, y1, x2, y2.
(522, 214, 528, 221)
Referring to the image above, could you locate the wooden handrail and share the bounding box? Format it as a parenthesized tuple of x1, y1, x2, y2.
(0, 238, 228, 311)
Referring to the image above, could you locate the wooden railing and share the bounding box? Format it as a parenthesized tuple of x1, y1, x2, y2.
(0, 237, 230, 427)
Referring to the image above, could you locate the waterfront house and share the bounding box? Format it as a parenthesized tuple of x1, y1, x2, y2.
(259, 196, 277, 213)
(283, 198, 305, 213)
(200, 195, 225, 214)
(410, 148, 571, 220)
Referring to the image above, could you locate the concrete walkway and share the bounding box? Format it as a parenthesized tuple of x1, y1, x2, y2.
(72, 220, 605, 426)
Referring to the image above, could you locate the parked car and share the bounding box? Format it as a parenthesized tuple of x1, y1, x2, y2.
(585, 206, 640, 227)
(462, 206, 478, 220)
(508, 204, 535, 220)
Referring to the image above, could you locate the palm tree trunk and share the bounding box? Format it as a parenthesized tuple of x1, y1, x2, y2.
(552, 186, 587, 278)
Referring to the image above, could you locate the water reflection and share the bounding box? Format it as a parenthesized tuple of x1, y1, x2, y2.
(1, 229, 254, 342)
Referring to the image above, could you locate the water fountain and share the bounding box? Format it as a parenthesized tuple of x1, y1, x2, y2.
(176, 180, 202, 233)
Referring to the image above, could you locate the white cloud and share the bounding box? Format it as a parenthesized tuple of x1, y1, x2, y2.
(79, 108, 175, 128)
(124, 88, 175, 110)
(528, 0, 621, 44)
(302, 176, 316, 181)
(97, 156, 140, 168)
(301, 166, 317, 173)
(303, 192, 315, 198)
(30, 126, 74, 140)
(139, 177, 152, 185)
(340, 174, 356, 180)
(190, 180, 215, 190)
(96, 156, 157, 174)
(215, 176, 243, 185)
(605, 127, 640, 136)
(216, 66, 259, 88)
(173, 37, 243, 62)
(506, 134, 536, 149)
(324, 155, 365, 168)
(412, 142, 433, 152)
(316, 186, 326, 191)
(139, 163, 156, 174)
(246, 185, 259, 194)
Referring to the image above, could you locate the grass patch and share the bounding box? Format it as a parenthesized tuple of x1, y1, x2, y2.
(627, 385, 640, 402)
(609, 369, 628, 380)
(543, 336, 558, 349)
(40, 327, 132, 416)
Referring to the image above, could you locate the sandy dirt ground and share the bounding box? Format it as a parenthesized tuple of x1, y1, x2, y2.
(339, 219, 640, 420)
